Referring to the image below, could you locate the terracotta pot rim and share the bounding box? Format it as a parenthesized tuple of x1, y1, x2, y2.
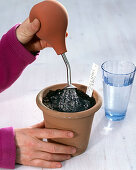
(36, 83, 102, 119)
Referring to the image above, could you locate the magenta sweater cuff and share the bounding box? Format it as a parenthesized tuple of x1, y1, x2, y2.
(0, 127, 16, 169)
(3, 24, 37, 64)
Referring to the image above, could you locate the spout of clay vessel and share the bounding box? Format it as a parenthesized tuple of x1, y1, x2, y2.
(29, 0, 68, 55)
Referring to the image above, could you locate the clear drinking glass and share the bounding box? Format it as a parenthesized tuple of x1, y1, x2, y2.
(101, 61, 135, 121)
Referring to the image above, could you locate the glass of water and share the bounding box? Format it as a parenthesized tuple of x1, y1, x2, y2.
(101, 61, 135, 121)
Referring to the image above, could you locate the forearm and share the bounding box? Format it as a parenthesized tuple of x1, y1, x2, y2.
(0, 24, 38, 93)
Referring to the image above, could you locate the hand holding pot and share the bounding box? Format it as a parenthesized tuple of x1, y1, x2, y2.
(16, 18, 51, 52)
(15, 121, 76, 168)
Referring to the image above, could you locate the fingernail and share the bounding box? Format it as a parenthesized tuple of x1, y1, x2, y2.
(72, 148, 76, 154)
(33, 18, 40, 26)
(33, 18, 39, 23)
(56, 163, 62, 168)
(67, 132, 74, 137)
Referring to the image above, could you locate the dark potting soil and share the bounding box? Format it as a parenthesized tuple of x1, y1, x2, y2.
(42, 88, 96, 113)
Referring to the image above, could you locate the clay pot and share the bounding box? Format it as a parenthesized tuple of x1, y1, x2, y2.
(29, 0, 68, 55)
(36, 83, 102, 156)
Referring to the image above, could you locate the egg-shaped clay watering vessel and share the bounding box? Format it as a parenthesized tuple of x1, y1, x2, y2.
(29, 0, 68, 55)
(36, 83, 102, 156)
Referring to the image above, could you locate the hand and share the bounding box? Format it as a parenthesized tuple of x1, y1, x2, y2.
(15, 121, 76, 168)
(16, 18, 51, 52)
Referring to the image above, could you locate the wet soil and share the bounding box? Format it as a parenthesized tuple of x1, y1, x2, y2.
(43, 88, 96, 113)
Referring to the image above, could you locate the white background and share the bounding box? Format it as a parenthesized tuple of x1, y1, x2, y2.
(0, 0, 136, 169)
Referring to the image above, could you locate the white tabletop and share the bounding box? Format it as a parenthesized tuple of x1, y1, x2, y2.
(0, 0, 136, 170)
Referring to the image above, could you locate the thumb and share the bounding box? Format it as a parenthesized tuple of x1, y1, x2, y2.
(16, 18, 40, 44)
(25, 18, 40, 36)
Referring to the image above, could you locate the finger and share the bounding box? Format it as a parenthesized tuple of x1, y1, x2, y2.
(30, 121, 45, 128)
(35, 151, 71, 161)
(40, 39, 51, 48)
(33, 128, 74, 139)
(37, 141, 76, 154)
(30, 159, 62, 168)
(29, 32, 65, 51)
(24, 39, 49, 52)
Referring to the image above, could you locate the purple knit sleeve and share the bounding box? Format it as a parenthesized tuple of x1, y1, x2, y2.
(0, 127, 16, 169)
(0, 24, 39, 93)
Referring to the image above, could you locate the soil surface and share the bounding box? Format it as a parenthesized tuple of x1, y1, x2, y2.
(43, 88, 96, 112)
